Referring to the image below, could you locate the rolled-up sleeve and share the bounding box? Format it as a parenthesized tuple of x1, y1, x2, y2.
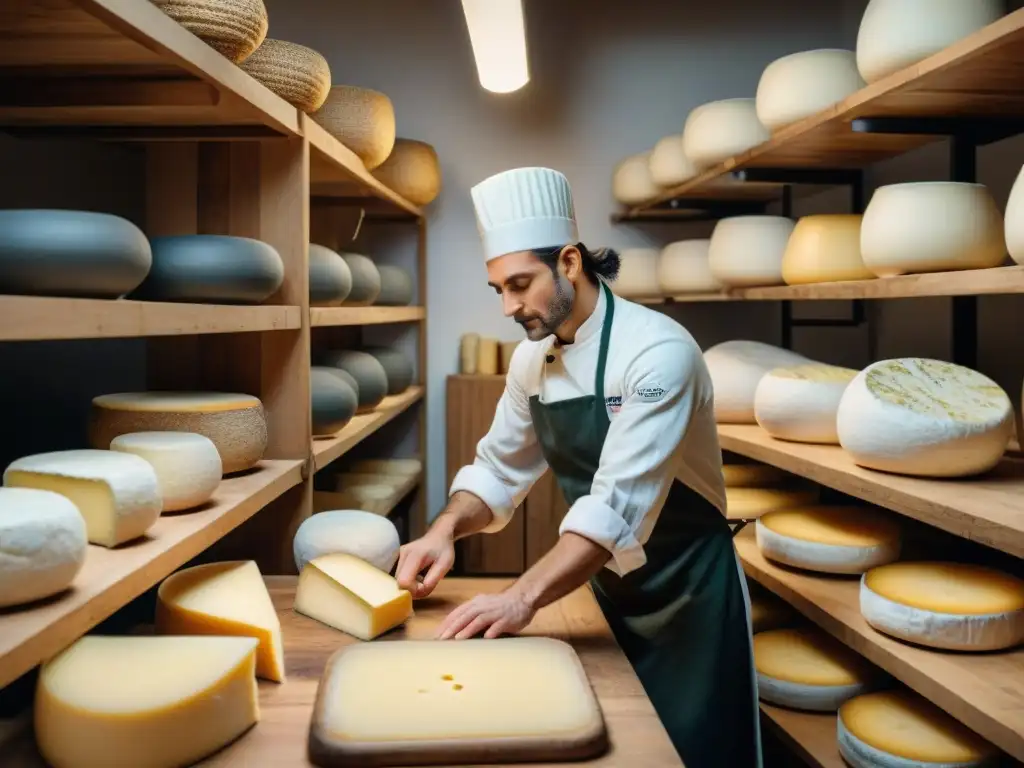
(448, 344, 548, 533)
(559, 338, 703, 576)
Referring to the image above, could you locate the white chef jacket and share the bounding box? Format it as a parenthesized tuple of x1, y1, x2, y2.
(449, 284, 726, 577)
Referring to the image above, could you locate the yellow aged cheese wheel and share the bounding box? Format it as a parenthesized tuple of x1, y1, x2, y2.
(722, 463, 789, 488)
(781, 214, 873, 285)
(725, 486, 819, 521)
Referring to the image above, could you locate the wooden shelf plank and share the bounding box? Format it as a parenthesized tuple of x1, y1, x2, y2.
(718, 425, 1024, 559)
(736, 528, 1024, 761)
(0, 459, 304, 690)
(310, 305, 425, 327)
(312, 386, 424, 471)
(760, 704, 843, 768)
(627, 8, 1024, 213)
(0, 296, 302, 341)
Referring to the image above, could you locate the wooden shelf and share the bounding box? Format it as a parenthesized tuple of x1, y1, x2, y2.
(760, 704, 843, 768)
(627, 8, 1024, 213)
(312, 386, 425, 471)
(736, 528, 1024, 761)
(310, 305, 426, 327)
(0, 459, 304, 691)
(718, 425, 1024, 559)
(0, 296, 302, 341)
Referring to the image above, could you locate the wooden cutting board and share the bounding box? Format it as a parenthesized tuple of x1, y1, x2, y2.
(308, 636, 609, 766)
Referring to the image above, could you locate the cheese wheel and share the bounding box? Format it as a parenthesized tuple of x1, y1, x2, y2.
(756, 505, 902, 575)
(657, 239, 723, 294)
(35, 635, 260, 768)
(1004, 163, 1024, 267)
(613, 248, 661, 299)
(782, 214, 874, 285)
(838, 690, 999, 767)
(293, 509, 400, 573)
(90, 392, 268, 475)
(748, 585, 797, 633)
(756, 49, 865, 131)
(648, 134, 696, 188)
(836, 358, 1013, 478)
(310, 367, 358, 436)
(4, 449, 161, 548)
(477, 337, 499, 375)
(726, 486, 819, 521)
(722, 463, 789, 488)
(308, 243, 353, 306)
(0, 487, 87, 608)
(708, 216, 795, 288)
(370, 138, 442, 206)
(754, 627, 880, 711)
(320, 351, 388, 412)
(683, 98, 770, 170)
(703, 340, 813, 423)
(754, 363, 859, 444)
(339, 252, 382, 305)
(460, 333, 480, 375)
(612, 153, 659, 206)
(861, 561, 1024, 652)
(110, 431, 222, 512)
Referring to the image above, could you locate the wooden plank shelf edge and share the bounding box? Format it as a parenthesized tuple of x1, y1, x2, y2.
(310, 305, 426, 327)
(760, 704, 844, 768)
(0, 458, 304, 690)
(312, 386, 425, 470)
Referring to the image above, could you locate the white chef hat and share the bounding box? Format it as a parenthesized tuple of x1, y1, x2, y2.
(470, 167, 579, 262)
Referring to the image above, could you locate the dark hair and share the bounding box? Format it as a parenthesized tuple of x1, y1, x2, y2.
(531, 242, 621, 285)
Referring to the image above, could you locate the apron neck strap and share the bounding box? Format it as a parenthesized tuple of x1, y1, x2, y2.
(594, 280, 615, 405)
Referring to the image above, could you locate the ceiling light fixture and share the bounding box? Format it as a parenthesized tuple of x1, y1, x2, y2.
(460, 0, 530, 94)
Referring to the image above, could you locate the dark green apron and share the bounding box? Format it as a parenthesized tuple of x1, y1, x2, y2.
(528, 282, 762, 767)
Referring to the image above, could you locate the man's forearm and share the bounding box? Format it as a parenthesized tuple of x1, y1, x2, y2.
(508, 532, 612, 612)
(430, 490, 495, 541)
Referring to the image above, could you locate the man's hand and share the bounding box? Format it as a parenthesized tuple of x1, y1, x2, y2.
(435, 589, 535, 640)
(394, 531, 455, 599)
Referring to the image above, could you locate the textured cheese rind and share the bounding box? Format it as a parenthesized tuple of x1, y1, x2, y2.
(110, 431, 222, 512)
(754, 364, 858, 444)
(4, 449, 161, 548)
(293, 510, 400, 573)
(156, 560, 285, 682)
(35, 635, 259, 768)
(836, 359, 1013, 478)
(726, 487, 819, 521)
(757, 673, 870, 712)
(722, 463, 789, 488)
(757, 522, 900, 575)
(0, 487, 87, 608)
(703, 340, 813, 423)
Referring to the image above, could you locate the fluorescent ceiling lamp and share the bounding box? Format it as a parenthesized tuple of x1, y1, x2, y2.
(461, 0, 529, 94)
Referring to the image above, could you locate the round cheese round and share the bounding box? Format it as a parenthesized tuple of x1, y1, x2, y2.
(756, 49, 865, 131)
(612, 153, 659, 206)
(754, 363, 858, 444)
(782, 214, 873, 285)
(648, 135, 696, 188)
(1005, 164, 1024, 267)
(612, 248, 661, 299)
(310, 368, 358, 437)
(0, 487, 88, 608)
(756, 505, 902, 575)
(703, 340, 813, 423)
(838, 689, 999, 767)
(657, 239, 722, 294)
(836, 358, 1013, 478)
(723, 463, 789, 488)
(726, 486, 819, 521)
(683, 98, 770, 170)
(293, 510, 400, 573)
(308, 244, 353, 307)
(110, 431, 222, 513)
(754, 627, 880, 711)
(370, 138, 442, 207)
(861, 561, 1024, 652)
(708, 215, 795, 288)
(319, 351, 389, 412)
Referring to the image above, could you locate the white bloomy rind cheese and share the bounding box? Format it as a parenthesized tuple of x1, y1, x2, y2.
(838, 690, 999, 768)
(704, 340, 813, 423)
(754, 627, 880, 712)
(836, 358, 1013, 478)
(156, 560, 285, 682)
(860, 562, 1024, 652)
(293, 509, 400, 573)
(755, 363, 858, 444)
(34, 635, 260, 768)
(756, 505, 902, 575)
(110, 431, 222, 512)
(295, 552, 412, 641)
(0, 487, 88, 608)
(4, 449, 161, 548)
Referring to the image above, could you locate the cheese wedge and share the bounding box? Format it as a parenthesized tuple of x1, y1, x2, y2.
(756, 505, 902, 575)
(295, 552, 412, 640)
(726, 486, 819, 521)
(861, 561, 1024, 651)
(34, 635, 259, 768)
(110, 431, 222, 512)
(722, 463, 789, 488)
(292, 510, 400, 573)
(754, 363, 858, 444)
(156, 560, 285, 682)
(4, 449, 160, 548)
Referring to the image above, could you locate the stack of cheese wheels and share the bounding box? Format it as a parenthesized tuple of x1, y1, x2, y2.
(648, 134, 697, 188)
(613, 248, 661, 299)
(746, 580, 797, 633)
(756, 505, 902, 575)
(754, 627, 881, 711)
(781, 214, 874, 285)
(755, 49, 865, 131)
(860, 561, 1024, 652)
(293, 509, 400, 573)
(839, 689, 1000, 768)
(682, 98, 770, 170)
(703, 340, 812, 423)
(754, 363, 859, 444)
(612, 153, 659, 206)
(110, 431, 222, 512)
(657, 240, 722, 294)
(860, 182, 1006, 277)
(836, 358, 1013, 478)
(708, 216, 795, 288)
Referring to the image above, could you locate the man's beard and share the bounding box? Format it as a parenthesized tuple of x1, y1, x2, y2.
(516, 277, 574, 341)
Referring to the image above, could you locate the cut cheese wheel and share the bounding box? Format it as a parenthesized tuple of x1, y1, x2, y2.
(726, 486, 819, 521)
(755, 363, 859, 444)
(293, 510, 400, 573)
(0, 487, 87, 608)
(4, 449, 160, 548)
(836, 358, 1013, 478)
(782, 214, 873, 285)
(754, 627, 880, 711)
(110, 431, 222, 512)
(861, 561, 1024, 651)
(657, 239, 722, 294)
(703, 340, 812, 423)
(838, 690, 999, 767)
(34, 635, 259, 768)
(756, 505, 902, 575)
(90, 392, 268, 474)
(156, 560, 284, 682)
(295, 552, 412, 640)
